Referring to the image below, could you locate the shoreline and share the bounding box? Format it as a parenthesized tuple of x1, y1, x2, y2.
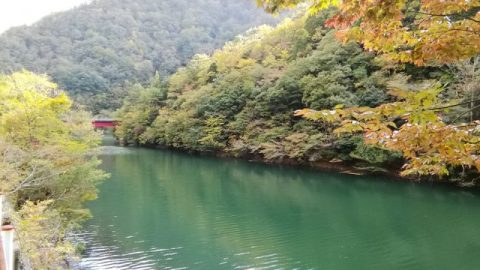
(114, 141, 479, 190)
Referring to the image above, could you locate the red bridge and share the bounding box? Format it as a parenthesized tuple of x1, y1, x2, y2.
(91, 119, 120, 128)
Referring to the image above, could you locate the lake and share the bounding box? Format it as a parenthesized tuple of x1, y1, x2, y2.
(75, 143, 480, 269)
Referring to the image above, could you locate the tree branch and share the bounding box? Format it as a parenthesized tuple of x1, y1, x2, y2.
(451, 103, 480, 123)
(415, 10, 480, 24)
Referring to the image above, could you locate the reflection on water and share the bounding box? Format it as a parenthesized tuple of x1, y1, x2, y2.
(75, 146, 480, 270)
(97, 146, 132, 155)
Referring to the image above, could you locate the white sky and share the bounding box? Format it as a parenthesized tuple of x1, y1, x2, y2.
(0, 0, 92, 34)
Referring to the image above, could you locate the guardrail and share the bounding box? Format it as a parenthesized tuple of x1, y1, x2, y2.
(0, 196, 15, 270)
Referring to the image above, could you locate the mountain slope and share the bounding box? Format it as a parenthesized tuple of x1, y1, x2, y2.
(115, 13, 404, 170)
(0, 0, 279, 111)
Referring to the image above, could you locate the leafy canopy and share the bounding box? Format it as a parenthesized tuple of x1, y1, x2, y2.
(257, 0, 480, 65)
(116, 14, 399, 172)
(0, 71, 106, 267)
(295, 82, 480, 177)
(257, 0, 480, 180)
(0, 0, 281, 112)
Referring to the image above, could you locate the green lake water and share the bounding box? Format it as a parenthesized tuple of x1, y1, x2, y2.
(76, 143, 480, 269)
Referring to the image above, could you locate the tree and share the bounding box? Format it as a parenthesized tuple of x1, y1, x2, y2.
(0, 71, 106, 267)
(448, 56, 480, 121)
(257, 0, 480, 65)
(13, 200, 75, 269)
(295, 83, 480, 179)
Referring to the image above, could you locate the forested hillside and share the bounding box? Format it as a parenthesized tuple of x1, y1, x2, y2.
(0, 0, 280, 112)
(115, 12, 404, 174)
(115, 7, 480, 184)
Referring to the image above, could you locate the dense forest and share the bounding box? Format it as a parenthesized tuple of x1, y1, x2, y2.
(115, 12, 411, 174)
(0, 0, 280, 112)
(116, 7, 480, 184)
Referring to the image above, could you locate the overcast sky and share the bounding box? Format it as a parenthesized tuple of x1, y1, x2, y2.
(0, 0, 92, 34)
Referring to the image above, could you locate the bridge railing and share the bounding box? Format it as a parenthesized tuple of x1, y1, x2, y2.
(91, 119, 120, 128)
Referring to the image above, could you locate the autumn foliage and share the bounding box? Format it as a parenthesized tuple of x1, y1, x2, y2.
(0, 71, 107, 267)
(295, 86, 480, 178)
(258, 0, 480, 65)
(255, 0, 480, 181)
